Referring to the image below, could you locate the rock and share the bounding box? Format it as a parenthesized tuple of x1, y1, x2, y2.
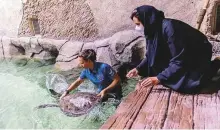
(2, 36, 14, 59)
(96, 47, 118, 67)
(1, 30, 148, 76)
(55, 59, 79, 71)
(82, 42, 97, 52)
(38, 38, 67, 51)
(18, 37, 31, 56)
(210, 40, 220, 60)
(38, 38, 61, 52)
(109, 30, 146, 63)
(56, 30, 146, 72)
(57, 41, 84, 61)
(30, 37, 43, 54)
(94, 38, 110, 48)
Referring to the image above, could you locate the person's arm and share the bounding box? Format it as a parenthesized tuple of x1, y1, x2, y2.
(157, 20, 185, 84)
(97, 64, 121, 98)
(127, 57, 148, 78)
(104, 73, 120, 92)
(97, 73, 120, 98)
(136, 57, 148, 72)
(60, 77, 84, 99)
(66, 77, 84, 92)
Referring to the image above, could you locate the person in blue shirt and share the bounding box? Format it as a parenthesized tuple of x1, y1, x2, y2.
(60, 49, 122, 100)
(126, 5, 218, 93)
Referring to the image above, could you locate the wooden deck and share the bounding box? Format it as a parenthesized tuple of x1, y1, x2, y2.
(100, 84, 220, 129)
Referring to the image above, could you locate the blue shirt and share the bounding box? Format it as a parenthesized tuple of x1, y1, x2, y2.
(79, 62, 116, 92)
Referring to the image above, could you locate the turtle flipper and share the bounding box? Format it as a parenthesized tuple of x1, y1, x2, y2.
(35, 104, 59, 109)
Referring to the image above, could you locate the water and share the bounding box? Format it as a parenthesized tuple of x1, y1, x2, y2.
(0, 60, 137, 129)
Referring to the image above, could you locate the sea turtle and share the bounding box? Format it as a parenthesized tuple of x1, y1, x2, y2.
(36, 92, 101, 117)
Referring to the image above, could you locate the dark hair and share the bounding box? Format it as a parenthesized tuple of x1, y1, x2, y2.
(78, 49, 96, 62)
(130, 9, 140, 20)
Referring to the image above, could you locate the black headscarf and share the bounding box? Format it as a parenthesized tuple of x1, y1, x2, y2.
(135, 5, 165, 38)
(134, 5, 168, 75)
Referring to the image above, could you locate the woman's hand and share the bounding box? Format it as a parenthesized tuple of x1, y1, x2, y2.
(126, 68, 139, 78)
(97, 90, 107, 98)
(140, 77, 160, 88)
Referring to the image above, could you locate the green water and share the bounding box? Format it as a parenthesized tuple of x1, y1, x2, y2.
(0, 60, 137, 129)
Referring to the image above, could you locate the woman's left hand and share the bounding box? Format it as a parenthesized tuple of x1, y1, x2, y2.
(140, 77, 160, 88)
(97, 90, 107, 98)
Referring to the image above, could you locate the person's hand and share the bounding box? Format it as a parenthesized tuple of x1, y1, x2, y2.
(126, 68, 139, 78)
(59, 90, 69, 100)
(140, 77, 160, 88)
(97, 90, 107, 98)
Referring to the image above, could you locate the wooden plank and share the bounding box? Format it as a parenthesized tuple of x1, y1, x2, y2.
(101, 81, 220, 129)
(131, 85, 171, 129)
(194, 93, 220, 129)
(163, 92, 193, 129)
(100, 84, 153, 129)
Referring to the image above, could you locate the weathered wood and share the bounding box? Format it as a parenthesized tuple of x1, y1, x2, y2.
(163, 92, 193, 129)
(194, 93, 220, 129)
(100, 84, 153, 129)
(195, 0, 210, 29)
(101, 83, 220, 129)
(131, 85, 171, 129)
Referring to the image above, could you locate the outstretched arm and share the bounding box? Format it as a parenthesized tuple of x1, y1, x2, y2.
(97, 73, 120, 98)
(66, 77, 84, 92)
(60, 77, 84, 99)
(157, 20, 185, 87)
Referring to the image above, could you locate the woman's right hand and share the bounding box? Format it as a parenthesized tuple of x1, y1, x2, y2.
(126, 68, 139, 78)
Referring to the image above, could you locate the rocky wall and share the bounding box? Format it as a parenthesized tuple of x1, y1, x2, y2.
(19, 0, 203, 41)
(200, 0, 220, 35)
(1, 30, 146, 73)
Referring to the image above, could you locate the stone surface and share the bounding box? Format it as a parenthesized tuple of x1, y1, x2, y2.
(1, 0, 219, 42)
(109, 30, 142, 54)
(210, 40, 220, 60)
(1, 30, 147, 71)
(94, 38, 109, 48)
(55, 30, 145, 71)
(19, 37, 31, 55)
(57, 41, 84, 61)
(30, 37, 43, 54)
(33, 51, 55, 60)
(2, 36, 12, 59)
(18, 0, 98, 41)
(200, 0, 220, 35)
(2, 30, 219, 74)
(82, 42, 97, 52)
(87, 0, 202, 39)
(18, 0, 204, 41)
(96, 47, 118, 67)
(55, 59, 79, 71)
(38, 38, 63, 52)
